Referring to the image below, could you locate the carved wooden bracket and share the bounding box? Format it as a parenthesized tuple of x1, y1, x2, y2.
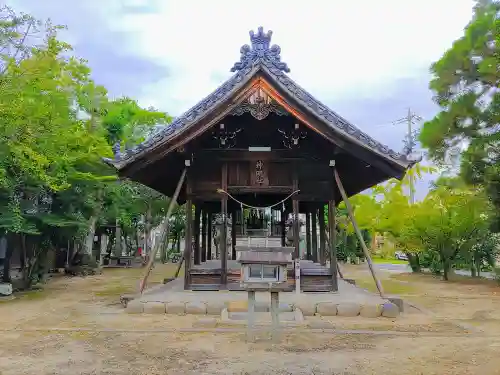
(278, 123, 307, 149)
(212, 123, 242, 149)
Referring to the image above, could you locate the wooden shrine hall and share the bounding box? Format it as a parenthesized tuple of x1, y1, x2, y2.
(106, 27, 414, 292)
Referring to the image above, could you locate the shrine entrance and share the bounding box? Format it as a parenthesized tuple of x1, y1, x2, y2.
(107, 27, 414, 294)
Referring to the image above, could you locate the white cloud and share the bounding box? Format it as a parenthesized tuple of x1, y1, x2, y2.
(108, 0, 474, 117)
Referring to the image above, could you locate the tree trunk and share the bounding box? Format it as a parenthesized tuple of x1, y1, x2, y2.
(99, 234, 108, 266)
(83, 216, 97, 255)
(470, 255, 477, 277)
(441, 255, 451, 281)
(2, 240, 13, 283)
(113, 220, 122, 257)
(159, 224, 169, 263)
(407, 253, 421, 273)
(475, 257, 481, 277)
(144, 207, 152, 256)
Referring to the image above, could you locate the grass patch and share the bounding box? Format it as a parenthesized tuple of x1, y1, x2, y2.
(391, 272, 500, 289)
(14, 287, 51, 301)
(93, 284, 132, 298)
(371, 256, 408, 265)
(356, 277, 417, 295)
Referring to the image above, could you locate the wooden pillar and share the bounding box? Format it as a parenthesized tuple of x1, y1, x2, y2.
(231, 211, 237, 260)
(311, 206, 318, 263)
(305, 209, 311, 260)
(184, 200, 193, 290)
(221, 163, 228, 286)
(193, 205, 201, 265)
(201, 210, 207, 263)
(292, 202, 299, 259)
(207, 212, 212, 261)
(292, 169, 300, 259)
(319, 203, 326, 266)
(328, 200, 338, 291)
(280, 209, 287, 247)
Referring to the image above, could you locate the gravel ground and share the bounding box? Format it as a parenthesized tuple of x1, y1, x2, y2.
(1, 263, 500, 375)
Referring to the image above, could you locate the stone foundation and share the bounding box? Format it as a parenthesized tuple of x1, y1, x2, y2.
(126, 300, 400, 318)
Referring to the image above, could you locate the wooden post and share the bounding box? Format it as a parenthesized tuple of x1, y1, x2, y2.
(193, 206, 201, 265)
(318, 204, 326, 266)
(292, 201, 299, 259)
(231, 211, 237, 260)
(280, 209, 287, 247)
(221, 163, 228, 286)
(207, 212, 212, 261)
(328, 200, 338, 292)
(311, 206, 318, 263)
(140, 168, 186, 294)
(247, 290, 256, 342)
(201, 210, 207, 263)
(292, 169, 300, 259)
(305, 210, 311, 260)
(332, 164, 385, 298)
(184, 197, 193, 290)
(270, 291, 280, 341)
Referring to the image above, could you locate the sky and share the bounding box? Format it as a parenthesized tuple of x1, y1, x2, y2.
(7, 0, 475, 198)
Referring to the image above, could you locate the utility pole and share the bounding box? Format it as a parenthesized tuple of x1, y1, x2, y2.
(393, 108, 422, 204)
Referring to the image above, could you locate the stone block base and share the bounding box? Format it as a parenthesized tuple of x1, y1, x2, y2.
(124, 300, 399, 319)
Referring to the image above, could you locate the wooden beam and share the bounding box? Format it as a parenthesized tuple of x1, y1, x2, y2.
(139, 168, 186, 294)
(193, 205, 201, 265)
(332, 164, 385, 298)
(311, 206, 318, 263)
(328, 199, 338, 292)
(221, 162, 228, 286)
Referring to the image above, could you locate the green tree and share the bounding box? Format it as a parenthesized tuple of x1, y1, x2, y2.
(411, 183, 493, 280)
(0, 6, 174, 287)
(419, 0, 499, 224)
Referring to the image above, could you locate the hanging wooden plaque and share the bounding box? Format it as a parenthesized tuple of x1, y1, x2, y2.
(250, 159, 269, 186)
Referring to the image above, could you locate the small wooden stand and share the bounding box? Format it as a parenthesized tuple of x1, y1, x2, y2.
(238, 246, 293, 342)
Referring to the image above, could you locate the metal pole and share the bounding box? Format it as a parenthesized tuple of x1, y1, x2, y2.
(139, 168, 187, 294)
(332, 163, 385, 298)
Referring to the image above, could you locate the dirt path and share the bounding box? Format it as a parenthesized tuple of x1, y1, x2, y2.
(1, 264, 500, 374)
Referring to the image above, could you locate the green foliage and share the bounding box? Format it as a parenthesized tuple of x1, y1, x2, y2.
(420, 0, 500, 226)
(0, 7, 175, 288)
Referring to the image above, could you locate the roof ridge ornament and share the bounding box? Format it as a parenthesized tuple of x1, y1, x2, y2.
(231, 27, 290, 73)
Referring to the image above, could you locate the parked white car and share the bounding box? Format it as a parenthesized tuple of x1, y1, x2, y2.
(395, 251, 408, 261)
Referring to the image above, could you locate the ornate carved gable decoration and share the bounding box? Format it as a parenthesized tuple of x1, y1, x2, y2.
(108, 26, 409, 169)
(231, 27, 290, 74)
(230, 87, 288, 120)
